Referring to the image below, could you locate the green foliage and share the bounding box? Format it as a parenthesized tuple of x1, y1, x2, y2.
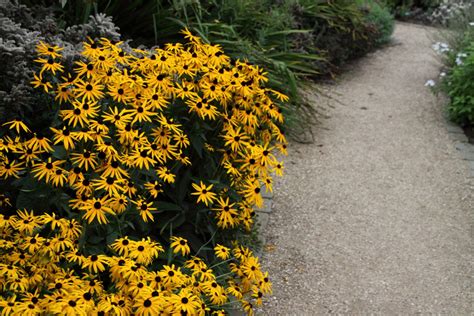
(384, 0, 441, 10)
(435, 6, 474, 125)
(439, 10, 474, 124)
(358, 0, 395, 45)
(289, 0, 393, 75)
(445, 45, 474, 124)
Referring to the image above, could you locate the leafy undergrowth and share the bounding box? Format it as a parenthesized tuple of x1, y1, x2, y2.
(433, 6, 474, 125)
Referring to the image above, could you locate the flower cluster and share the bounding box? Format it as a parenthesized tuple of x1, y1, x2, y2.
(430, 0, 472, 25)
(0, 209, 271, 315)
(432, 41, 451, 54)
(1, 29, 287, 230)
(0, 29, 286, 314)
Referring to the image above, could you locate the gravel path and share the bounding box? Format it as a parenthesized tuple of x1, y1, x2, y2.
(260, 23, 473, 315)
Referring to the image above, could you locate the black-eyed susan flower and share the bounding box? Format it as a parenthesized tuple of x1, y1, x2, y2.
(92, 176, 124, 196)
(132, 198, 156, 223)
(74, 78, 105, 101)
(185, 256, 206, 271)
(50, 127, 77, 150)
(130, 148, 156, 170)
(34, 56, 64, 75)
(36, 41, 63, 59)
(31, 71, 53, 92)
(129, 237, 163, 265)
(212, 196, 238, 229)
(82, 254, 109, 273)
(168, 289, 201, 314)
(170, 236, 190, 256)
(71, 150, 98, 171)
(241, 256, 262, 282)
(49, 166, 67, 187)
(214, 244, 231, 260)
(240, 178, 264, 208)
(191, 181, 217, 207)
(26, 133, 53, 153)
(111, 237, 132, 257)
(102, 106, 134, 128)
(143, 181, 162, 199)
(0, 158, 24, 179)
(159, 264, 184, 287)
(60, 107, 90, 128)
(156, 166, 175, 183)
(223, 126, 249, 152)
(133, 295, 162, 316)
(3, 119, 30, 134)
(258, 271, 272, 294)
(80, 196, 115, 224)
(55, 83, 73, 104)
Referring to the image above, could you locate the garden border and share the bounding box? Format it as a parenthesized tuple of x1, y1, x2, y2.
(444, 114, 474, 177)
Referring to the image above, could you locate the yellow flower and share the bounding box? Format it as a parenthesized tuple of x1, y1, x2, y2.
(133, 295, 163, 316)
(128, 237, 163, 265)
(132, 198, 156, 223)
(50, 127, 77, 150)
(3, 119, 30, 133)
(156, 166, 175, 183)
(82, 254, 109, 273)
(212, 196, 238, 229)
(170, 236, 191, 256)
(191, 181, 217, 207)
(34, 57, 64, 74)
(0, 158, 24, 179)
(92, 176, 125, 196)
(79, 196, 115, 224)
(74, 78, 105, 101)
(71, 150, 98, 171)
(36, 41, 63, 59)
(167, 289, 201, 314)
(223, 126, 249, 152)
(214, 244, 231, 260)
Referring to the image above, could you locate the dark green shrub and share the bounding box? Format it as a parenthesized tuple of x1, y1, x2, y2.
(435, 6, 474, 124)
(445, 43, 474, 124)
(384, 0, 441, 10)
(290, 0, 393, 75)
(358, 0, 395, 45)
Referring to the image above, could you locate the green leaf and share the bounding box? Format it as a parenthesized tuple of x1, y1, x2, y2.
(177, 169, 191, 204)
(52, 146, 67, 160)
(87, 234, 104, 245)
(154, 201, 183, 212)
(159, 213, 186, 235)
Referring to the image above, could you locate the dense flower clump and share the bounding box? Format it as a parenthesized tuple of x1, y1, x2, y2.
(0, 29, 287, 314)
(0, 210, 269, 315)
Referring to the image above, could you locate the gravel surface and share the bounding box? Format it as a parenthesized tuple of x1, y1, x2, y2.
(260, 23, 473, 315)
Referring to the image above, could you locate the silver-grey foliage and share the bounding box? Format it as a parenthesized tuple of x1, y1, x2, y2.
(0, 1, 122, 127)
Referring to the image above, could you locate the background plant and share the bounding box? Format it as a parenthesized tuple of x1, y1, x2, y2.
(435, 6, 474, 125)
(0, 1, 121, 132)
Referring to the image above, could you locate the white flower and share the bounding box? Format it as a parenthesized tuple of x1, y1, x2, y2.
(432, 42, 451, 54)
(469, 22, 474, 26)
(456, 52, 467, 65)
(439, 72, 446, 77)
(425, 79, 436, 87)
